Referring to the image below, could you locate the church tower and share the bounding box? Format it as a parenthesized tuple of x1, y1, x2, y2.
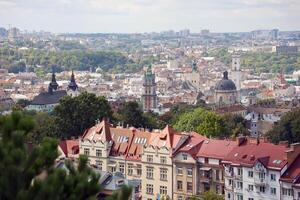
(231, 54, 242, 101)
(142, 65, 157, 111)
(67, 70, 79, 97)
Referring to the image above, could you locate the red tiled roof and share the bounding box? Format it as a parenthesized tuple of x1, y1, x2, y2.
(59, 139, 79, 158)
(197, 139, 237, 160)
(223, 139, 288, 170)
(281, 155, 300, 183)
(82, 119, 112, 142)
(177, 132, 206, 158)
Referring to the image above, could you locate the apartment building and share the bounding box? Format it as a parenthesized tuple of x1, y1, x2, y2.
(78, 119, 300, 200)
(172, 132, 206, 200)
(196, 139, 237, 195)
(223, 138, 300, 200)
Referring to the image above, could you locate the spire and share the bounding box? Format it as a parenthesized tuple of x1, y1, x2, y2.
(68, 70, 78, 91)
(223, 71, 228, 79)
(49, 70, 58, 91)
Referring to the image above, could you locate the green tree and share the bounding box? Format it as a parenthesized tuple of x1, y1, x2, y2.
(0, 111, 101, 200)
(106, 185, 133, 200)
(117, 101, 146, 128)
(174, 108, 229, 138)
(201, 190, 224, 200)
(223, 114, 249, 137)
(54, 92, 112, 138)
(266, 108, 300, 144)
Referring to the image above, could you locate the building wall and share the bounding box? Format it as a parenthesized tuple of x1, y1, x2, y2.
(141, 146, 173, 200)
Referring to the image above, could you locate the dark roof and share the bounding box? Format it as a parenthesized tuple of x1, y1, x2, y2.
(68, 71, 78, 91)
(31, 90, 67, 105)
(215, 71, 236, 91)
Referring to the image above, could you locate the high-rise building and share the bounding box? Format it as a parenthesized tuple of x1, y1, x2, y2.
(142, 65, 157, 111)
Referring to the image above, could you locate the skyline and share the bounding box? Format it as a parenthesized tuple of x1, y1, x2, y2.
(0, 0, 300, 33)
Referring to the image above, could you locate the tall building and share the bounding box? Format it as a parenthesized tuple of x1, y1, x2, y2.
(142, 65, 157, 111)
(231, 54, 241, 91)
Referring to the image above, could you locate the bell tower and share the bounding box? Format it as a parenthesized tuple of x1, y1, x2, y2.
(142, 65, 157, 111)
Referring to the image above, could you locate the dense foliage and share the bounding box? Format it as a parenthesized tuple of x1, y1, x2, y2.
(173, 108, 248, 138)
(0, 45, 138, 74)
(0, 111, 101, 200)
(53, 92, 112, 138)
(190, 190, 224, 200)
(266, 108, 300, 144)
(114, 101, 166, 130)
(207, 48, 300, 73)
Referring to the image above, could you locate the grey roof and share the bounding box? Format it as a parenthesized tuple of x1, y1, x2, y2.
(96, 170, 140, 191)
(31, 90, 67, 105)
(215, 71, 236, 91)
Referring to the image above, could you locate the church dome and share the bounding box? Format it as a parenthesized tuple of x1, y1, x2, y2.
(215, 71, 236, 91)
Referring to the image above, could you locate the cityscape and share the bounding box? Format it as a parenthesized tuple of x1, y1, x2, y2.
(1, 0, 300, 200)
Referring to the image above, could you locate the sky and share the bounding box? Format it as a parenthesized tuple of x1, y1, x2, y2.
(0, 0, 300, 33)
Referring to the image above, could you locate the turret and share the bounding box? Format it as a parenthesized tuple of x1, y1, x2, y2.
(68, 70, 78, 91)
(49, 71, 58, 91)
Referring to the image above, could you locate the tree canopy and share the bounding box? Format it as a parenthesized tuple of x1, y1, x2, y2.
(53, 92, 112, 138)
(0, 111, 101, 200)
(173, 108, 228, 138)
(266, 108, 300, 144)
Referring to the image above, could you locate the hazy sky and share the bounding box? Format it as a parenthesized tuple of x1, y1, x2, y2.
(0, 0, 299, 33)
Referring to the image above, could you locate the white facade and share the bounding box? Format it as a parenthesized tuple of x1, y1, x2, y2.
(224, 161, 284, 200)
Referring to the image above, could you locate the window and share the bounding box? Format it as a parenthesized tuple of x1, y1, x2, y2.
(237, 168, 243, 176)
(227, 193, 231, 199)
(160, 156, 167, 164)
(110, 166, 116, 173)
(270, 174, 276, 181)
(147, 155, 153, 162)
(177, 181, 183, 190)
(95, 160, 102, 170)
(237, 194, 243, 200)
(216, 169, 220, 180)
(229, 179, 233, 186)
(187, 182, 193, 192)
(259, 186, 265, 193)
(187, 168, 193, 176)
(248, 198, 253, 200)
(271, 187, 276, 195)
(146, 167, 154, 179)
(136, 164, 142, 176)
(96, 149, 102, 157)
(282, 188, 293, 196)
(178, 196, 183, 200)
(146, 184, 153, 195)
(160, 186, 167, 195)
(84, 148, 90, 156)
(160, 168, 167, 180)
(128, 164, 133, 176)
(248, 184, 253, 191)
(237, 181, 243, 189)
(248, 171, 253, 178)
(119, 163, 125, 174)
(177, 167, 183, 175)
(182, 154, 188, 160)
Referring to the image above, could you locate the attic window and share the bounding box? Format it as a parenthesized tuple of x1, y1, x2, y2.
(272, 160, 282, 164)
(118, 136, 129, 143)
(234, 153, 239, 157)
(250, 155, 255, 161)
(242, 155, 247, 159)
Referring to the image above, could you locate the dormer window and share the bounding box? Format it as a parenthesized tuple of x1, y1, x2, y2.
(182, 154, 188, 160)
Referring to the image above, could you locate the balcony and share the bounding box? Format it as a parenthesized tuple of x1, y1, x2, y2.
(200, 175, 212, 183)
(254, 177, 267, 186)
(224, 170, 233, 178)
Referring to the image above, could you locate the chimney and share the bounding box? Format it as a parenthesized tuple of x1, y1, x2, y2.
(249, 137, 260, 145)
(236, 136, 246, 146)
(285, 143, 300, 166)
